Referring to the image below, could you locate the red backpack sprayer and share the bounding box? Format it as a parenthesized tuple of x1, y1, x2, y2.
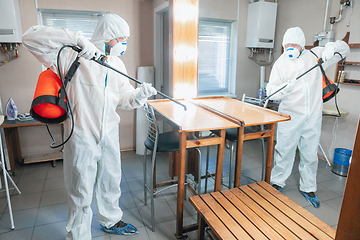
(260, 52, 345, 116)
(30, 45, 187, 148)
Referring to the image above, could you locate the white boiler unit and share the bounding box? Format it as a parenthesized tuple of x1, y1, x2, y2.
(0, 0, 23, 43)
(246, 0, 277, 49)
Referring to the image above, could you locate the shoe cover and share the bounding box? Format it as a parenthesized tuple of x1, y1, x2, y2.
(301, 191, 320, 208)
(272, 184, 282, 192)
(101, 222, 139, 235)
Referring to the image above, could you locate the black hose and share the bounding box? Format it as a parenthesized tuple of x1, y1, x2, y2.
(333, 52, 345, 117)
(47, 45, 76, 148)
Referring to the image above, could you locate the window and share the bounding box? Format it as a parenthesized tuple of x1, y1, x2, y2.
(198, 19, 237, 97)
(38, 9, 108, 40)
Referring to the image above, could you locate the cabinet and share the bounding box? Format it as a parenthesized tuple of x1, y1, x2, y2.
(334, 32, 360, 85)
(0, 118, 63, 174)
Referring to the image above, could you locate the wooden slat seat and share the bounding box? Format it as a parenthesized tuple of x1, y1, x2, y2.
(189, 181, 336, 240)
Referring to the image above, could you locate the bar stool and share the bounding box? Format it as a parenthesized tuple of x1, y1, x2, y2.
(204, 95, 268, 191)
(142, 103, 202, 232)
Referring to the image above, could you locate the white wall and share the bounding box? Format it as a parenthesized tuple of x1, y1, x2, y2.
(0, 0, 154, 157)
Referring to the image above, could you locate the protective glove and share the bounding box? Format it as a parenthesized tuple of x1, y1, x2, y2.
(77, 36, 101, 60)
(322, 42, 337, 62)
(282, 78, 296, 94)
(136, 83, 157, 99)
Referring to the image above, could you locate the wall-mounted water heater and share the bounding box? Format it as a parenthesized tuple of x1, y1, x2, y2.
(0, 0, 23, 43)
(246, 0, 277, 49)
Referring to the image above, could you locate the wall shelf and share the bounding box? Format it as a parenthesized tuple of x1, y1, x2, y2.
(335, 32, 360, 86)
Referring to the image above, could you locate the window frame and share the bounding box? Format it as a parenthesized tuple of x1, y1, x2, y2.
(37, 9, 109, 40)
(197, 18, 237, 98)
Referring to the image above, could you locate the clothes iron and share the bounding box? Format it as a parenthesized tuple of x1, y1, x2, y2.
(5, 98, 18, 120)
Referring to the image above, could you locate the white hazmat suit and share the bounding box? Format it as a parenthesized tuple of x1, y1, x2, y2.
(23, 13, 155, 239)
(267, 27, 349, 194)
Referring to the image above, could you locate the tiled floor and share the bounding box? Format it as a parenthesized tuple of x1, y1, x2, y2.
(0, 140, 346, 239)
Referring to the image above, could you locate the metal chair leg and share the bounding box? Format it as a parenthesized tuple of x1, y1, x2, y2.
(229, 142, 235, 189)
(261, 138, 266, 181)
(150, 148, 157, 232)
(260, 125, 266, 181)
(196, 148, 202, 194)
(143, 147, 148, 206)
(204, 146, 210, 193)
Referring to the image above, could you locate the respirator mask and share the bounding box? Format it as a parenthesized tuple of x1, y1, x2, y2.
(286, 47, 300, 60)
(107, 38, 127, 56)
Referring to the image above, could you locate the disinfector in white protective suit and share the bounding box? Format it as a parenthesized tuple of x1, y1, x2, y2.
(23, 13, 157, 239)
(266, 27, 349, 208)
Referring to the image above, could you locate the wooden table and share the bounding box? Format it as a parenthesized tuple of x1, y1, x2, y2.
(147, 99, 239, 238)
(0, 118, 63, 174)
(147, 96, 290, 239)
(190, 97, 290, 185)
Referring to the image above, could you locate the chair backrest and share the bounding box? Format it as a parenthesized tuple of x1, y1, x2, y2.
(241, 93, 269, 108)
(143, 103, 159, 145)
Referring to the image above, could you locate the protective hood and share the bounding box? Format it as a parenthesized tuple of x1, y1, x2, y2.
(282, 27, 306, 49)
(90, 13, 130, 52)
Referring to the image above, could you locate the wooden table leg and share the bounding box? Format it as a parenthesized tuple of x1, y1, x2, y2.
(198, 215, 205, 240)
(234, 126, 244, 187)
(176, 131, 187, 239)
(265, 123, 276, 183)
(3, 127, 22, 174)
(214, 129, 226, 192)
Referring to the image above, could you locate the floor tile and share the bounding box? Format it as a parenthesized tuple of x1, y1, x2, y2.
(145, 219, 177, 240)
(138, 201, 176, 228)
(304, 202, 340, 227)
(121, 157, 143, 168)
(43, 177, 65, 191)
(121, 151, 139, 160)
(46, 163, 64, 179)
(126, 176, 145, 192)
(0, 227, 33, 240)
(132, 189, 166, 208)
(15, 179, 45, 194)
(0, 148, 348, 239)
(5, 192, 42, 212)
(319, 180, 346, 196)
(40, 189, 68, 207)
(18, 170, 47, 183)
(324, 197, 344, 211)
(123, 166, 145, 180)
(119, 192, 136, 210)
(92, 234, 110, 240)
(167, 199, 197, 218)
(0, 208, 38, 233)
(35, 203, 68, 226)
(31, 220, 67, 240)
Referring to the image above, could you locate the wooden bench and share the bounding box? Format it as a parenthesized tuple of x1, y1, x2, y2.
(190, 117, 360, 240)
(190, 181, 336, 240)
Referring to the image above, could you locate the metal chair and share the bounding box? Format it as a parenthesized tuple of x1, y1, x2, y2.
(142, 103, 202, 232)
(204, 94, 269, 191)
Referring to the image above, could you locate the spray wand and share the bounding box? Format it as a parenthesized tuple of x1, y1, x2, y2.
(260, 58, 325, 104)
(71, 46, 187, 111)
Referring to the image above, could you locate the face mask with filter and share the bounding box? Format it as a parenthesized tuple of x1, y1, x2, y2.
(107, 39, 127, 56)
(286, 47, 300, 59)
